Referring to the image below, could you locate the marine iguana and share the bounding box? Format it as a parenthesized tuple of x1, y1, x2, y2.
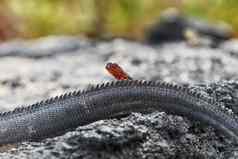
(0, 63, 237, 145)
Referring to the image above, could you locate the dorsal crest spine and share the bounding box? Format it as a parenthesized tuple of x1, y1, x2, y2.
(0, 80, 228, 119)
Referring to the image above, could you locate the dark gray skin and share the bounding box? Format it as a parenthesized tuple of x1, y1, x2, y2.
(0, 80, 237, 145)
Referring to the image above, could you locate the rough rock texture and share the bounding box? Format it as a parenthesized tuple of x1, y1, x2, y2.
(0, 36, 237, 158)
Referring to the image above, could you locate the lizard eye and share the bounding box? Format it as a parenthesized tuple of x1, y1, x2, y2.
(105, 62, 114, 69)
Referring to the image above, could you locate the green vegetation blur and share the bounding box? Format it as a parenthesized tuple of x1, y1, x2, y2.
(0, 0, 237, 40)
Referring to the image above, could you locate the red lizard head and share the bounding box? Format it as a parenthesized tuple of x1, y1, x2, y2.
(105, 62, 132, 80)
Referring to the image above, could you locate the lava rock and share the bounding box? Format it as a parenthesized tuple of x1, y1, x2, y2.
(0, 37, 237, 158)
(0, 36, 90, 58)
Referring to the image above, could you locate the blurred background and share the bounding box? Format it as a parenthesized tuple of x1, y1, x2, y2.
(1, 1, 238, 157)
(0, 0, 237, 41)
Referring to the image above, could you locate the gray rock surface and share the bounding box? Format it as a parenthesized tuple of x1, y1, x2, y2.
(0, 37, 237, 158)
(0, 36, 90, 58)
